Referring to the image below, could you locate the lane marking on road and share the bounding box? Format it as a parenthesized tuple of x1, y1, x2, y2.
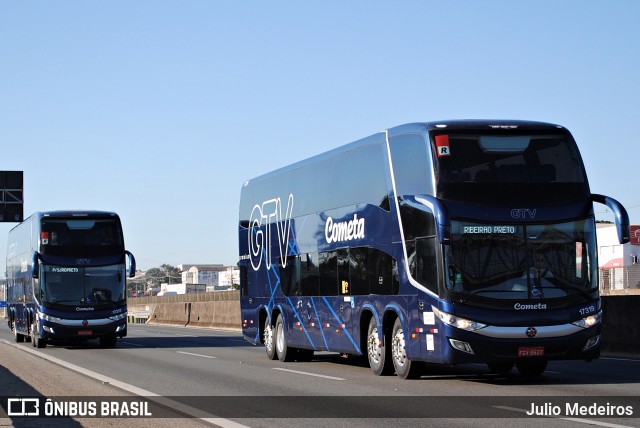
(495, 406, 636, 428)
(0, 339, 248, 428)
(174, 333, 198, 337)
(272, 367, 345, 381)
(177, 351, 217, 359)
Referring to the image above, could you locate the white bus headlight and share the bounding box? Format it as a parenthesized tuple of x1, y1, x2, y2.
(37, 311, 61, 323)
(572, 310, 602, 329)
(432, 306, 486, 332)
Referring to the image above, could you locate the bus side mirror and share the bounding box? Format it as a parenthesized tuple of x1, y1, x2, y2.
(125, 251, 136, 278)
(32, 252, 40, 279)
(591, 194, 630, 244)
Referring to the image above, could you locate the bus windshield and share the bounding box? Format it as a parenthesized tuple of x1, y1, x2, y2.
(433, 134, 589, 204)
(40, 265, 126, 308)
(40, 218, 124, 258)
(444, 219, 597, 301)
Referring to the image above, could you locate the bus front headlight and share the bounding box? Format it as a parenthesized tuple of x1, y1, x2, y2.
(432, 306, 487, 332)
(572, 310, 602, 328)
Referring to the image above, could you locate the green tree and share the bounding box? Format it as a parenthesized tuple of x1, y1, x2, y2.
(144, 264, 182, 288)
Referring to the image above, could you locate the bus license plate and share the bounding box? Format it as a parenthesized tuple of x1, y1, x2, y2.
(78, 330, 93, 336)
(518, 346, 544, 357)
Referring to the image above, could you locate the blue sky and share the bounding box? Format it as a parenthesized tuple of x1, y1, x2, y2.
(1, 1, 639, 272)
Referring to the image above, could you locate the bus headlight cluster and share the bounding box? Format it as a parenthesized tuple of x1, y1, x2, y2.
(37, 311, 61, 323)
(572, 310, 602, 329)
(109, 312, 127, 322)
(432, 307, 487, 332)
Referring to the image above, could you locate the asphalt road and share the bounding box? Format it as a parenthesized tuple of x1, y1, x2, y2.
(0, 322, 639, 428)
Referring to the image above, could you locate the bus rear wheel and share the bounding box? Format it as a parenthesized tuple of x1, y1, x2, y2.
(275, 314, 294, 362)
(264, 321, 277, 360)
(391, 318, 423, 379)
(367, 317, 392, 376)
(13, 322, 24, 343)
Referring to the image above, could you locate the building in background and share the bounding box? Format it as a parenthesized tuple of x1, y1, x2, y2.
(179, 264, 239, 292)
(597, 224, 640, 291)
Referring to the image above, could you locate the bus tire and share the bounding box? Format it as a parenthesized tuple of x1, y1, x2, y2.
(100, 336, 117, 348)
(391, 318, 423, 379)
(264, 321, 278, 360)
(13, 322, 24, 343)
(275, 314, 294, 362)
(32, 333, 47, 349)
(516, 359, 547, 377)
(367, 317, 392, 376)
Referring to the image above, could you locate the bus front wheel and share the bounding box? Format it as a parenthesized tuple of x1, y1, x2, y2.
(31, 322, 46, 348)
(367, 317, 391, 376)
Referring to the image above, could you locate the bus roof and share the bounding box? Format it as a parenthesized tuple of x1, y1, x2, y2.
(243, 120, 569, 188)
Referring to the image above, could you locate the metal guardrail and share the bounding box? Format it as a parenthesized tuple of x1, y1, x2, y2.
(600, 265, 640, 295)
(127, 311, 149, 324)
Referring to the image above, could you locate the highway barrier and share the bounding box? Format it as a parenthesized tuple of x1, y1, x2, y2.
(128, 292, 639, 358)
(601, 295, 640, 359)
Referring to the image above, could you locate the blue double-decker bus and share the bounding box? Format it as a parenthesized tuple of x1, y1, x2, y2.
(6, 210, 136, 348)
(238, 120, 629, 378)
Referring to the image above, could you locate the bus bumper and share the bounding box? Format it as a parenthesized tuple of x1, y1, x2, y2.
(433, 323, 601, 365)
(37, 317, 127, 342)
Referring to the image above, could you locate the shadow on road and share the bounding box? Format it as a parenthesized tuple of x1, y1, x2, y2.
(0, 363, 82, 428)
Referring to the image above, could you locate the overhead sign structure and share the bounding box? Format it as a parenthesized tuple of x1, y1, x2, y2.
(0, 171, 23, 222)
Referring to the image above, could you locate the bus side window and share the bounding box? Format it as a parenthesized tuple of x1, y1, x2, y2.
(371, 248, 399, 295)
(319, 251, 338, 296)
(280, 255, 301, 297)
(415, 237, 438, 294)
(240, 265, 248, 296)
(347, 247, 370, 296)
(300, 253, 319, 296)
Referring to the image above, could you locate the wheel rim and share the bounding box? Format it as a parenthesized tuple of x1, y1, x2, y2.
(392, 328, 408, 368)
(264, 324, 274, 353)
(276, 322, 285, 353)
(368, 326, 382, 365)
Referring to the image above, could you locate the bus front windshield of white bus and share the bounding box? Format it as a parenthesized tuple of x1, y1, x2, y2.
(444, 219, 597, 301)
(40, 265, 126, 308)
